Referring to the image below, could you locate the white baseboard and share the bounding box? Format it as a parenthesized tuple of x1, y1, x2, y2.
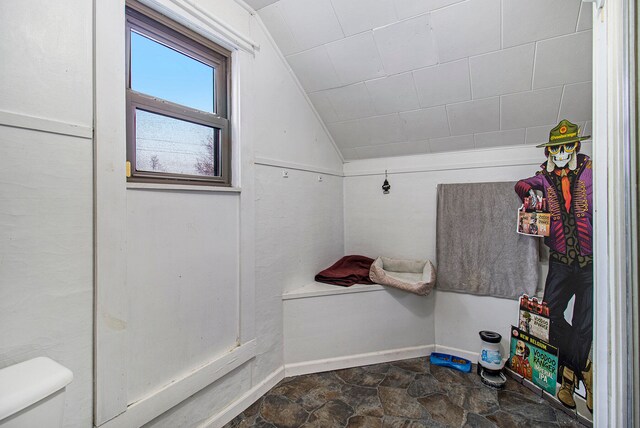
(434, 345, 479, 363)
(199, 367, 285, 428)
(284, 345, 435, 377)
(199, 345, 434, 427)
(99, 341, 256, 428)
(197, 345, 533, 428)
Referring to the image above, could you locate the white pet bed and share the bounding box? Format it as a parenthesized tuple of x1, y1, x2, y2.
(369, 257, 436, 296)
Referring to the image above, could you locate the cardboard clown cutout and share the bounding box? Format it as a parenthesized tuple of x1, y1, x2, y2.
(514, 119, 593, 412)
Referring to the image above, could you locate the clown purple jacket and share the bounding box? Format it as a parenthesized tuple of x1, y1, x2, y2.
(515, 153, 593, 256)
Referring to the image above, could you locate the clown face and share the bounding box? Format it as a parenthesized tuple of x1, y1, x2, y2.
(547, 142, 579, 171)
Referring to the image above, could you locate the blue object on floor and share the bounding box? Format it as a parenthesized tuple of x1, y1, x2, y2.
(429, 352, 472, 373)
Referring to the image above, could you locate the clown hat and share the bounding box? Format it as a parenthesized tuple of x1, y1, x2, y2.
(536, 119, 591, 148)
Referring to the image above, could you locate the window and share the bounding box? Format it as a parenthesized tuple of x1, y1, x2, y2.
(125, 2, 231, 186)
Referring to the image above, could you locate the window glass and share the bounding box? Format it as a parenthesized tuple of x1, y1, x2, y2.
(135, 109, 218, 177)
(130, 31, 215, 113)
(126, 1, 230, 186)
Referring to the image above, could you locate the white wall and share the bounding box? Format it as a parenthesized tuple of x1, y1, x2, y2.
(0, 0, 93, 126)
(284, 288, 436, 368)
(0, 2, 595, 427)
(344, 144, 590, 359)
(249, 23, 343, 172)
(0, 1, 94, 427)
(256, 168, 344, 293)
(125, 190, 241, 403)
(250, 12, 345, 380)
(92, 0, 254, 423)
(0, 128, 94, 428)
(1, 1, 343, 427)
(254, 167, 344, 374)
(117, 4, 345, 428)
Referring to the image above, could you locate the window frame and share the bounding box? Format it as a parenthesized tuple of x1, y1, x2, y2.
(125, 1, 232, 186)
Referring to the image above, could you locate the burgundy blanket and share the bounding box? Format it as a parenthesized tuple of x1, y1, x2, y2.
(314, 255, 376, 287)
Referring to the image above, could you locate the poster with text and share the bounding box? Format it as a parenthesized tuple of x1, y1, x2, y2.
(509, 326, 558, 395)
(518, 295, 550, 343)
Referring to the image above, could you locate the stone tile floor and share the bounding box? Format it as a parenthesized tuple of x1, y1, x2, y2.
(224, 358, 587, 428)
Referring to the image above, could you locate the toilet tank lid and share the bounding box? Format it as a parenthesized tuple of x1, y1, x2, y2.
(0, 357, 73, 421)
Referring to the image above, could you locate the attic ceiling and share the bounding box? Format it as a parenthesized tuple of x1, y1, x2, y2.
(248, 0, 593, 161)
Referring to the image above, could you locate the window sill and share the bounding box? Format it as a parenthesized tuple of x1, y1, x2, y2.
(126, 182, 241, 193)
(282, 282, 385, 301)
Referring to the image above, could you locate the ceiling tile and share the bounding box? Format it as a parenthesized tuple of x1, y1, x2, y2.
(399, 106, 450, 141)
(558, 81, 592, 123)
(446, 97, 500, 135)
(413, 59, 471, 108)
(255, 0, 592, 161)
(373, 15, 438, 75)
(393, 0, 465, 20)
(525, 124, 556, 145)
(533, 31, 592, 89)
(428, 134, 475, 153)
(355, 141, 429, 158)
(328, 120, 366, 148)
(279, 0, 344, 51)
(503, 0, 581, 48)
(501, 86, 563, 129)
(259, 3, 300, 55)
(341, 147, 364, 160)
(326, 32, 385, 85)
(328, 114, 407, 148)
(359, 114, 408, 145)
(245, 0, 279, 10)
(308, 91, 339, 123)
(474, 128, 525, 149)
(287, 46, 342, 92)
(365, 73, 420, 115)
(469, 44, 535, 99)
(577, 2, 593, 32)
(330, 0, 397, 36)
(324, 83, 376, 121)
(430, 0, 501, 63)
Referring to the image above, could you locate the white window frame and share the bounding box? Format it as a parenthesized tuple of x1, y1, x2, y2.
(125, 2, 232, 187)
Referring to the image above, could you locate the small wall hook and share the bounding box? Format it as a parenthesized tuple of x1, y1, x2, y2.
(382, 170, 391, 194)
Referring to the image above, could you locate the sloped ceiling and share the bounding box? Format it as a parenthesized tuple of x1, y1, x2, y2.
(247, 0, 593, 160)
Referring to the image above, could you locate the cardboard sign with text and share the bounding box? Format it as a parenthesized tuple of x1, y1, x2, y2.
(517, 295, 550, 342)
(509, 326, 558, 395)
(517, 210, 551, 237)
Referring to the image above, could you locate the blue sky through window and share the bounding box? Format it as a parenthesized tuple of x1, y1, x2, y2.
(131, 31, 214, 113)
